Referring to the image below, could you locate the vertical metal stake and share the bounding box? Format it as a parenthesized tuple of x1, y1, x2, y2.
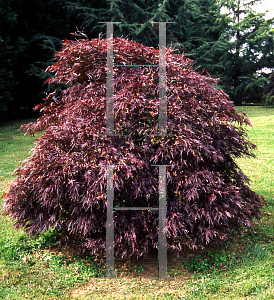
(106, 22, 114, 136)
(158, 22, 168, 278)
(158, 165, 167, 278)
(159, 22, 167, 136)
(106, 165, 114, 277)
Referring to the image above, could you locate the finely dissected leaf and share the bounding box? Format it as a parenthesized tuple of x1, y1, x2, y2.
(1, 35, 263, 259)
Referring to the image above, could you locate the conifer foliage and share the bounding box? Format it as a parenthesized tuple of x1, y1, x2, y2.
(2, 36, 264, 259)
(263, 71, 274, 105)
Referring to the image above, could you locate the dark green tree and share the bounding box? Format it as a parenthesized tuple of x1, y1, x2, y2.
(201, 0, 274, 105)
(263, 71, 274, 105)
(0, 0, 26, 120)
(183, 0, 230, 76)
(65, 0, 225, 54)
(66, 0, 175, 49)
(0, 0, 76, 121)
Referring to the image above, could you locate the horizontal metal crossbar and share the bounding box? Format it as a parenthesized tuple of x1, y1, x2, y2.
(114, 65, 159, 67)
(113, 207, 159, 211)
(99, 164, 176, 167)
(97, 134, 177, 138)
(98, 22, 175, 25)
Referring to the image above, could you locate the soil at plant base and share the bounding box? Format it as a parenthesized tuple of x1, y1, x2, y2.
(69, 247, 193, 299)
(41, 233, 247, 298)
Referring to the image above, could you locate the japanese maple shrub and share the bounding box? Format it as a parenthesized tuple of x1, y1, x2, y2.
(1, 36, 264, 259)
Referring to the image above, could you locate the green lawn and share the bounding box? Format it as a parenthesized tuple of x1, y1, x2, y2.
(0, 107, 273, 299)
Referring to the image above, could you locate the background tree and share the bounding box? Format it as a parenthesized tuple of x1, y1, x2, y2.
(0, 0, 26, 120)
(0, 0, 75, 121)
(204, 0, 274, 105)
(2, 37, 264, 259)
(66, 0, 227, 58)
(263, 71, 274, 105)
(182, 0, 230, 76)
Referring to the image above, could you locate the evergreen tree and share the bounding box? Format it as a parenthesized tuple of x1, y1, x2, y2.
(205, 0, 274, 105)
(263, 71, 274, 105)
(185, 0, 230, 73)
(0, 0, 26, 120)
(66, 0, 175, 49)
(0, 0, 75, 121)
(66, 0, 223, 53)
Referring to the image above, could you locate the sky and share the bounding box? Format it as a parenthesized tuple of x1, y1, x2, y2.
(253, 0, 274, 19)
(221, 0, 274, 19)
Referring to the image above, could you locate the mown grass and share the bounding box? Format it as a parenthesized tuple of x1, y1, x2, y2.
(0, 107, 273, 299)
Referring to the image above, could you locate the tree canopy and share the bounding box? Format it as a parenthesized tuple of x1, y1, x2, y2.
(213, 0, 274, 105)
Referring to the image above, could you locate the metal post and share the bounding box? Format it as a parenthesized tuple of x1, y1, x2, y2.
(158, 165, 167, 278)
(98, 22, 122, 138)
(99, 21, 175, 279)
(159, 22, 167, 136)
(106, 23, 114, 136)
(106, 165, 114, 277)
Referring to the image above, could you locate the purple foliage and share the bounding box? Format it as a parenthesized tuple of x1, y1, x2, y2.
(1, 36, 264, 259)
